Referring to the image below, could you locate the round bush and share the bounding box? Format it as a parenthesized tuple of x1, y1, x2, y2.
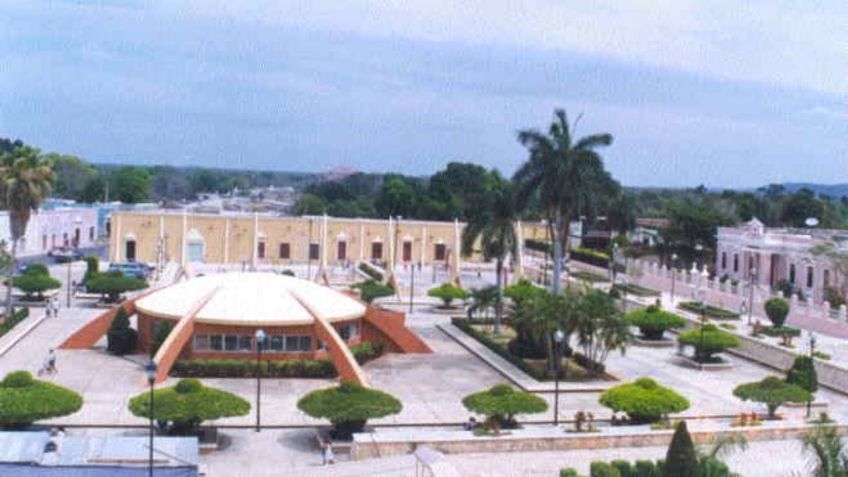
(12, 273, 61, 300)
(462, 384, 548, 429)
(297, 381, 402, 439)
(86, 271, 148, 303)
(677, 324, 740, 361)
(23, 264, 49, 276)
(128, 378, 250, 434)
(765, 297, 790, 328)
(0, 371, 83, 426)
(786, 356, 818, 393)
(427, 283, 470, 308)
(599, 377, 690, 424)
(626, 306, 686, 340)
(733, 376, 811, 419)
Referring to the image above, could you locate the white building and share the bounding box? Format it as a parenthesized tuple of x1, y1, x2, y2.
(715, 218, 846, 303)
(0, 207, 99, 256)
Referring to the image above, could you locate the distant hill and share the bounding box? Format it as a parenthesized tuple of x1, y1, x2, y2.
(774, 183, 848, 199)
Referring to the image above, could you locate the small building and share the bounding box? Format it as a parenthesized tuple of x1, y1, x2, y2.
(0, 206, 99, 257)
(716, 218, 847, 303)
(0, 431, 198, 476)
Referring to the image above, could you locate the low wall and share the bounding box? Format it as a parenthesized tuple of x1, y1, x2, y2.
(351, 424, 848, 460)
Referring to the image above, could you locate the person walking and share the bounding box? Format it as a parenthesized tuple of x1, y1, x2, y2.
(46, 349, 57, 374)
(320, 439, 335, 465)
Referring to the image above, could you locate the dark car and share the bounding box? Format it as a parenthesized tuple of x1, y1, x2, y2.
(49, 247, 83, 263)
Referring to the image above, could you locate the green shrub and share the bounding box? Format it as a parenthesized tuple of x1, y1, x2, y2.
(428, 283, 470, 308)
(786, 356, 819, 393)
(764, 297, 790, 328)
(504, 279, 545, 305)
(560, 469, 580, 477)
(350, 342, 385, 364)
(762, 325, 801, 346)
(297, 381, 402, 439)
(733, 376, 811, 419)
(462, 384, 548, 430)
(106, 306, 137, 355)
(611, 460, 633, 477)
(128, 378, 250, 435)
(573, 271, 609, 283)
(280, 269, 296, 277)
(634, 460, 660, 477)
(0, 371, 83, 426)
(358, 262, 384, 281)
(86, 270, 148, 303)
(626, 307, 686, 340)
(677, 324, 740, 361)
(590, 461, 621, 477)
(451, 318, 546, 380)
(352, 279, 394, 303)
(0, 308, 29, 339)
(172, 358, 337, 378)
(665, 421, 698, 477)
(12, 266, 61, 300)
(599, 377, 689, 424)
(84, 256, 100, 285)
(678, 302, 740, 320)
(813, 351, 831, 361)
(695, 457, 732, 477)
(613, 283, 661, 297)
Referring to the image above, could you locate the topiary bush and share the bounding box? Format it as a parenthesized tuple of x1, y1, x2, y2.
(86, 270, 148, 303)
(764, 297, 790, 328)
(560, 469, 580, 477)
(626, 306, 686, 340)
(12, 266, 61, 301)
(128, 378, 250, 435)
(462, 384, 548, 431)
(297, 381, 402, 440)
(504, 279, 545, 305)
(590, 461, 621, 477)
(786, 356, 818, 394)
(84, 256, 100, 285)
(428, 283, 470, 308)
(151, 320, 173, 355)
(611, 460, 633, 477)
(599, 377, 689, 424)
(733, 376, 811, 419)
(0, 371, 83, 427)
(677, 324, 740, 362)
(351, 279, 395, 303)
(665, 420, 698, 477)
(107, 306, 137, 355)
(634, 460, 660, 477)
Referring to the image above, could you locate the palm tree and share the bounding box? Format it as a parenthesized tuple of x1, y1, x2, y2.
(461, 173, 518, 334)
(468, 285, 499, 325)
(801, 424, 848, 477)
(514, 109, 617, 293)
(0, 145, 55, 317)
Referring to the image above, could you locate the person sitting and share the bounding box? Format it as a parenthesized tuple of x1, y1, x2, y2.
(463, 416, 479, 431)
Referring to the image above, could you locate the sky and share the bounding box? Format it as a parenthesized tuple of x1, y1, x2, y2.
(1, 0, 846, 188)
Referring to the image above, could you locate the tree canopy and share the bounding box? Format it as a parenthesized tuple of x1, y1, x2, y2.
(0, 371, 83, 426)
(462, 384, 547, 429)
(733, 376, 811, 419)
(598, 377, 690, 424)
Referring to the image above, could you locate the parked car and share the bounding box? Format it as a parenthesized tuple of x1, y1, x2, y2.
(49, 246, 83, 263)
(108, 262, 150, 280)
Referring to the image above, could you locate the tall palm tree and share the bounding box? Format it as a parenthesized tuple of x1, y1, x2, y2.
(461, 173, 518, 334)
(514, 109, 617, 293)
(0, 145, 55, 317)
(801, 424, 848, 477)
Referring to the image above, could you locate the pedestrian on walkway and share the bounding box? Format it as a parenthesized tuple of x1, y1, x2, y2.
(46, 349, 57, 374)
(320, 439, 335, 465)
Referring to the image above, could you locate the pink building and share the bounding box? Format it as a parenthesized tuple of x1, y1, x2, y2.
(715, 218, 843, 303)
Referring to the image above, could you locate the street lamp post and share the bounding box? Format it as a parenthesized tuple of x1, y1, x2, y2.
(807, 331, 816, 419)
(610, 243, 619, 282)
(553, 329, 565, 426)
(66, 259, 72, 308)
(255, 329, 266, 432)
(670, 253, 678, 304)
(747, 267, 757, 325)
(409, 264, 415, 314)
(144, 360, 158, 477)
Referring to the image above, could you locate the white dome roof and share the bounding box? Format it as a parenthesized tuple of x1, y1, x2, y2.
(135, 272, 366, 326)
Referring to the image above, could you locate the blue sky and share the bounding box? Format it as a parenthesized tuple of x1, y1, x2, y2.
(1, 1, 845, 188)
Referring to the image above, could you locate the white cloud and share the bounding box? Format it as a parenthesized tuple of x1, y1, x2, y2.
(159, 0, 847, 96)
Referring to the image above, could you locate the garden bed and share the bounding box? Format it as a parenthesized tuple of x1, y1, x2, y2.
(632, 337, 676, 348)
(678, 301, 741, 320)
(0, 307, 29, 339)
(571, 271, 609, 283)
(452, 318, 612, 382)
(678, 355, 734, 371)
(612, 283, 661, 297)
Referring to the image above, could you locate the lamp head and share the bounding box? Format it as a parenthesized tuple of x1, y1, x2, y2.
(255, 329, 266, 343)
(553, 329, 565, 343)
(144, 360, 158, 382)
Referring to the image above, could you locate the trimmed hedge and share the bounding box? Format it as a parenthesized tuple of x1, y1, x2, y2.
(599, 377, 690, 424)
(351, 280, 394, 303)
(677, 324, 740, 361)
(350, 342, 385, 364)
(678, 301, 740, 320)
(462, 384, 548, 429)
(625, 306, 686, 340)
(106, 307, 137, 355)
(571, 247, 611, 269)
(358, 262, 384, 281)
(173, 358, 337, 378)
(129, 378, 250, 434)
(0, 308, 29, 339)
(297, 381, 402, 439)
(764, 297, 790, 328)
(0, 371, 83, 426)
(613, 283, 660, 297)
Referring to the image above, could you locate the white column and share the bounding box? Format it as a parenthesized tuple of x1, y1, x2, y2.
(358, 223, 365, 261)
(251, 213, 258, 267)
(515, 220, 525, 279)
(386, 216, 394, 274)
(180, 210, 187, 267)
(320, 213, 328, 269)
(451, 218, 460, 279)
(223, 218, 230, 264)
(420, 225, 427, 264)
(113, 213, 121, 262)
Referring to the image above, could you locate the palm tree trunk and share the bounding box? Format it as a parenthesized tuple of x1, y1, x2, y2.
(5, 239, 16, 320)
(552, 208, 563, 294)
(495, 257, 503, 335)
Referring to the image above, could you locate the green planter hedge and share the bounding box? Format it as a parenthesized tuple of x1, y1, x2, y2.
(677, 324, 740, 362)
(599, 377, 689, 424)
(678, 301, 741, 320)
(0, 308, 29, 339)
(613, 283, 661, 297)
(0, 371, 83, 427)
(173, 359, 337, 378)
(625, 306, 686, 340)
